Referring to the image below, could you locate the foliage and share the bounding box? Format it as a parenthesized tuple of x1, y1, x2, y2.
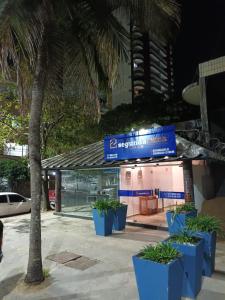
(171, 202, 196, 214)
(92, 199, 125, 213)
(92, 199, 112, 214)
(45, 92, 200, 156)
(42, 96, 103, 157)
(139, 243, 181, 264)
(170, 231, 200, 245)
(100, 93, 167, 135)
(0, 159, 29, 184)
(186, 215, 224, 235)
(43, 268, 50, 279)
(108, 199, 124, 209)
(0, 81, 29, 152)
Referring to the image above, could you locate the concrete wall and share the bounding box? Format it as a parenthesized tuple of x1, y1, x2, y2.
(210, 162, 225, 197)
(192, 160, 215, 211)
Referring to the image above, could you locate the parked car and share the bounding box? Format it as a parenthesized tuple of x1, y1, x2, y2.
(0, 192, 31, 217)
(0, 220, 3, 263)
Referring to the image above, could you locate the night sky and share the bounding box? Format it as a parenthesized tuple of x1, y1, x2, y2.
(174, 0, 225, 96)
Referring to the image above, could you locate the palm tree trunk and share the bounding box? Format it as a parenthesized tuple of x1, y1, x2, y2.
(25, 31, 47, 284)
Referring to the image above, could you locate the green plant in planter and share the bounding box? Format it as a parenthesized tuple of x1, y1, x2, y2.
(108, 199, 124, 210)
(140, 243, 181, 264)
(186, 214, 224, 277)
(133, 242, 183, 299)
(170, 231, 200, 245)
(186, 215, 223, 235)
(168, 230, 204, 298)
(166, 202, 197, 235)
(92, 199, 111, 214)
(172, 202, 196, 214)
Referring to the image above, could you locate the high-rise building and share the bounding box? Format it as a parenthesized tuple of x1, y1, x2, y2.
(130, 25, 174, 104)
(104, 20, 175, 111)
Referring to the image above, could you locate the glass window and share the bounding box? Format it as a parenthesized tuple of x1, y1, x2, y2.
(9, 195, 24, 203)
(61, 168, 120, 217)
(0, 195, 7, 203)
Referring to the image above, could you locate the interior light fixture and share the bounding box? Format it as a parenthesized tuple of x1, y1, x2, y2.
(139, 128, 148, 135)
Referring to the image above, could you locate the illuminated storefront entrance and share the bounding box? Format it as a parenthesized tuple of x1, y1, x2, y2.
(119, 162, 185, 227)
(42, 125, 224, 228)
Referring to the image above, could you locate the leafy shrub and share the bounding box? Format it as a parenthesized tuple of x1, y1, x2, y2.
(108, 199, 124, 210)
(0, 159, 29, 190)
(92, 199, 112, 214)
(186, 215, 224, 235)
(171, 202, 196, 214)
(43, 268, 50, 278)
(139, 243, 181, 264)
(170, 231, 200, 245)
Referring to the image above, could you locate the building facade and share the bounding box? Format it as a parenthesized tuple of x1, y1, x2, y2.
(42, 125, 225, 228)
(130, 25, 174, 104)
(102, 17, 175, 111)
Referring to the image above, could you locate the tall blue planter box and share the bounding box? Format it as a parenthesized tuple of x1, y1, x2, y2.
(92, 208, 114, 236)
(113, 205, 128, 231)
(169, 238, 204, 299)
(193, 231, 216, 277)
(132, 255, 183, 300)
(166, 210, 197, 235)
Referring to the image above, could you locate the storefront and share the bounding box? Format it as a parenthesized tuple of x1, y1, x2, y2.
(42, 124, 225, 228)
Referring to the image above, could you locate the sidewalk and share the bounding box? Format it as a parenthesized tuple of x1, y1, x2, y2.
(0, 212, 225, 300)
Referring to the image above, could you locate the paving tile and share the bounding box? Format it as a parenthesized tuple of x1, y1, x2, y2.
(64, 256, 98, 270)
(46, 251, 81, 264)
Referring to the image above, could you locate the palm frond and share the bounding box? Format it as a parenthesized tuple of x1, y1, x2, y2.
(107, 0, 180, 41)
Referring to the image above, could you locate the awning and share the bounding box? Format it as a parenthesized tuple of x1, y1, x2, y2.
(42, 129, 225, 170)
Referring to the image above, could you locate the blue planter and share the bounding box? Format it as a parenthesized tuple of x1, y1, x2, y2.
(193, 231, 216, 277)
(132, 254, 183, 300)
(169, 238, 204, 299)
(92, 208, 114, 236)
(166, 210, 197, 235)
(113, 205, 128, 231)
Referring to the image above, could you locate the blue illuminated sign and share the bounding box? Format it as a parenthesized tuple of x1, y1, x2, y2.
(159, 191, 185, 199)
(104, 125, 176, 161)
(118, 190, 184, 199)
(118, 190, 153, 197)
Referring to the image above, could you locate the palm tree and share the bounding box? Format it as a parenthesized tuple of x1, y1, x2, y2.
(0, 0, 180, 284)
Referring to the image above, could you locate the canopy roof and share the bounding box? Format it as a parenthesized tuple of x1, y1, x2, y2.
(42, 129, 225, 170)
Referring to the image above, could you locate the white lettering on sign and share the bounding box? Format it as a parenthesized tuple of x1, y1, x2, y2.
(117, 136, 168, 149)
(107, 153, 118, 159)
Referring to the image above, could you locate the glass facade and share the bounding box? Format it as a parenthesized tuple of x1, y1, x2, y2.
(61, 168, 119, 217)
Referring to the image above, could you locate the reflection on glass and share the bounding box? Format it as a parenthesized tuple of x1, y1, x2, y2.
(61, 168, 119, 217)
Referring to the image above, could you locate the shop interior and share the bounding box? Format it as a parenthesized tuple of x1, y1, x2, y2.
(120, 162, 185, 227)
